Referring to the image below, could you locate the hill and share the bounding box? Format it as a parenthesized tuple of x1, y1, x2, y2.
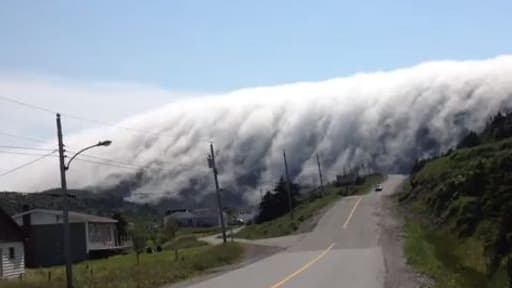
(0, 188, 160, 222)
(401, 112, 512, 287)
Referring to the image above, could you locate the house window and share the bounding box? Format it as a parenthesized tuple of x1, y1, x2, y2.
(9, 247, 15, 259)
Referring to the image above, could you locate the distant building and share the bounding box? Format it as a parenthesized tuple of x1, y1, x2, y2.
(164, 208, 227, 228)
(0, 208, 24, 279)
(235, 207, 258, 224)
(336, 173, 358, 186)
(12, 209, 128, 267)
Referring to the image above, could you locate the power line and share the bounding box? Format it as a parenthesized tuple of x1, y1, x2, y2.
(0, 150, 57, 178)
(0, 95, 174, 139)
(0, 150, 144, 171)
(0, 95, 55, 114)
(0, 138, 146, 170)
(0, 145, 55, 151)
(72, 153, 143, 170)
(0, 131, 53, 144)
(0, 150, 54, 157)
(73, 158, 141, 171)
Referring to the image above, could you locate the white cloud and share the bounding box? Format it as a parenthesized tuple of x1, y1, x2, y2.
(1, 55, 512, 204)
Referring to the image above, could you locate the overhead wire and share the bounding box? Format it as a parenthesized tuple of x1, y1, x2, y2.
(0, 95, 183, 174)
(0, 130, 53, 144)
(0, 150, 55, 157)
(72, 158, 141, 171)
(0, 142, 147, 169)
(0, 149, 146, 172)
(0, 150, 57, 178)
(0, 95, 175, 139)
(0, 145, 55, 151)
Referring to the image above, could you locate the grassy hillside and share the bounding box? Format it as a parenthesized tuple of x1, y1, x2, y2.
(401, 115, 512, 287)
(236, 174, 385, 239)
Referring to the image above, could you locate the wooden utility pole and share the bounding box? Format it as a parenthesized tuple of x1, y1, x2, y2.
(208, 142, 227, 243)
(316, 153, 325, 196)
(56, 114, 73, 288)
(283, 150, 294, 220)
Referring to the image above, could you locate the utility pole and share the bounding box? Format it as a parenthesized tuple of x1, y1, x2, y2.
(316, 153, 325, 196)
(208, 142, 227, 244)
(283, 150, 294, 221)
(56, 114, 73, 288)
(259, 188, 263, 203)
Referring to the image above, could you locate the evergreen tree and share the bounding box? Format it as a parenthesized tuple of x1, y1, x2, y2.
(256, 176, 300, 223)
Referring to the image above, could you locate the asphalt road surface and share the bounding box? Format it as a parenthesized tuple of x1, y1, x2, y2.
(185, 175, 406, 288)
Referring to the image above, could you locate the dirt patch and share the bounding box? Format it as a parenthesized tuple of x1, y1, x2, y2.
(378, 193, 434, 288)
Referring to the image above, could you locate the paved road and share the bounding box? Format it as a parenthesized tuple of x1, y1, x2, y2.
(185, 175, 406, 288)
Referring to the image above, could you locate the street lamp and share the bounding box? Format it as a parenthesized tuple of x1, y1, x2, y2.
(65, 140, 112, 170)
(56, 113, 112, 288)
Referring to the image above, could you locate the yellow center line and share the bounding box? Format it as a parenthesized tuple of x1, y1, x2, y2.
(269, 242, 335, 288)
(342, 196, 363, 229)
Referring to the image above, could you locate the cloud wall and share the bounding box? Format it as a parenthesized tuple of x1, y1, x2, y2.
(2, 56, 512, 204)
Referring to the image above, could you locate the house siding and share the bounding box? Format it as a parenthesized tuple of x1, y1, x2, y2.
(26, 223, 87, 267)
(0, 242, 24, 279)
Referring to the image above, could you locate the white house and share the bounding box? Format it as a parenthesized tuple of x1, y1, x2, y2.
(0, 208, 24, 280)
(12, 209, 127, 267)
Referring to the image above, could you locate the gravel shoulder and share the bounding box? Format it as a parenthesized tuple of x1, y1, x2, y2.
(378, 187, 434, 288)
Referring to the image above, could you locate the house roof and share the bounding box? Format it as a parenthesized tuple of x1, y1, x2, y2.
(167, 210, 196, 219)
(12, 209, 117, 224)
(0, 207, 23, 242)
(192, 208, 221, 218)
(167, 208, 223, 219)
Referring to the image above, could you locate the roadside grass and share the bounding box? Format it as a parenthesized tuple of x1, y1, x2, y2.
(404, 217, 487, 288)
(164, 235, 208, 250)
(175, 226, 222, 238)
(236, 174, 385, 239)
(402, 138, 512, 287)
(0, 243, 244, 288)
(404, 207, 510, 288)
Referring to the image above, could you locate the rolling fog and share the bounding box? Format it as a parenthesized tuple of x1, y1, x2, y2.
(4, 55, 512, 205)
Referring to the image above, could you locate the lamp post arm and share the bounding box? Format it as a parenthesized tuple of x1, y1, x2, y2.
(65, 143, 100, 170)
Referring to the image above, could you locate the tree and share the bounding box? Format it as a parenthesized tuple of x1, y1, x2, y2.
(162, 217, 179, 260)
(457, 131, 481, 149)
(112, 212, 128, 245)
(129, 224, 146, 265)
(256, 176, 300, 223)
(163, 217, 178, 242)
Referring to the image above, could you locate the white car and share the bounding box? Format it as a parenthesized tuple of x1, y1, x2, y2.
(374, 184, 383, 192)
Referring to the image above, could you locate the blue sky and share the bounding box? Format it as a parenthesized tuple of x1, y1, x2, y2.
(0, 0, 511, 91)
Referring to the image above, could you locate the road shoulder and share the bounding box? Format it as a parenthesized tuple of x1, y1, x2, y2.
(377, 185, 434, 288)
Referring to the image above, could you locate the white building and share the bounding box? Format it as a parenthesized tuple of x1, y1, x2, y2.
(0, 208, 24, 280)
(164, 208, 227, 228)
(12, 209, 127, 267)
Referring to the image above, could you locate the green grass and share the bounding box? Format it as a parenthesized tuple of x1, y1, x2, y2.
(0, 243, 244, 288)
(404, 217, 487, 288)
(402, 186, 510, 288)
(236, 174, 385, 239)
(175, 226, 222, 237)
(164, 235, 208, 250)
